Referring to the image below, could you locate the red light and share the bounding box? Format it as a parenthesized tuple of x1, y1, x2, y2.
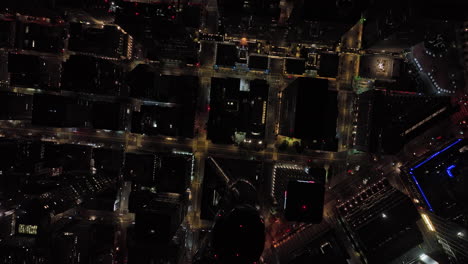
(301, 205, 307, 210)
(171, 15, 175, 19)
(436, 136, 442, 140)
(196, 62, 200, 67)
(236, 253, 239, 257)
(135, 12, 140, 16)
(239, 225, 243, 228)
(104, 0, 108, 2)
(207, 105, 211, 112)
(214, 254, 218, 258)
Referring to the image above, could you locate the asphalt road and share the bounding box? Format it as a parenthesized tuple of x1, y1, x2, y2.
(2, 6, 441, 263)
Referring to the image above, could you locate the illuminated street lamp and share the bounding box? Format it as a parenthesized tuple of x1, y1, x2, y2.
(240, 37, 248, 46)
(421, 214, 435, 231)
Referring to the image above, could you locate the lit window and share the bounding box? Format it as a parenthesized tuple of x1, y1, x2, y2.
(18, 224, 38, 235)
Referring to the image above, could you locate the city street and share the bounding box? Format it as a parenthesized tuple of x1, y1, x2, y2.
(3, 2, 461, 263)
(0, 7, 362, 262)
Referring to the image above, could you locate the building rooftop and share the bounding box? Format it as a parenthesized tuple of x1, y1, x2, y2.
(272, 163, 326, 212)
(337, 178, 423, 263)
(61, 55, 125, 96)
(408, 139, 468, 222)
(355, 89, 454, 154)
(280, 77, 338, 150)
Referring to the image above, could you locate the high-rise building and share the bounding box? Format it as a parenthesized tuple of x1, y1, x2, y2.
(31, 94, 91, 128)
(195, 156, 265, 264)
(354, 89, 454, 154)
(68, 23, 133, 60)
(0, 92, 33, 120)
(284, 180, 325, 223)
(92, 147, 124, 178)
(269, 221, 349, 264)
(404, 139, 468, 263)
(8, 53, 42, 87)
(61, 55, 127, 96)
(217, 0, 280, 21)
(0, 19, 16, 49)
(279, 77, 338, 151)
(123, 152, 158, 186)
(91, 102, 127, 131)
(15, 20, 66, 53)
(460, 22, 468, 93)
(337, 178, 423, 263)
(134, 192, 187, 243)
(115, 1, 198, 63)
(423, 212, 468, 263)
(0, 210, 15, 239)
(271, 163, 326, 213)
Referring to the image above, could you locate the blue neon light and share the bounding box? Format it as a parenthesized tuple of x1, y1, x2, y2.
(446, 165, 456, 178)
(284, 191, 287, 209)
(409, 139, 463, 212)
(411, 173, 434, 212)
(296, 180, 316, 184)
(411, 139, 462, 170)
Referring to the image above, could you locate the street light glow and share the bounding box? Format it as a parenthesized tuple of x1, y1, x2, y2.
(421, 214, 435, 232)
